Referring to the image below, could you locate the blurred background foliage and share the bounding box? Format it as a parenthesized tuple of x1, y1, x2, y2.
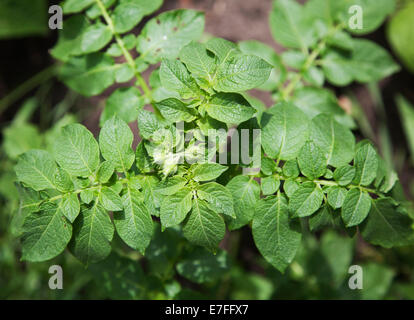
(1, 0, 414, 300)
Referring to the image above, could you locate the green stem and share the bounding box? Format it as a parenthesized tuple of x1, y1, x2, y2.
(0, 65, 57, 116)
(94, 0, 152, 100)
(280, 24, 344, 100)
(271, 173, 384, 197)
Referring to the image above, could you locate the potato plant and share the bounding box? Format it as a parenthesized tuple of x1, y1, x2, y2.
(12, 0, 414, 283)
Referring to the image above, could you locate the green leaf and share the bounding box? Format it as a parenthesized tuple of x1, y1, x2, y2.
(60, 53, 117, 96)
(112, 1, 145, 33)
(99, 117, 135, 173)
(396, 95, 414, 165)
(21, 203, 72, 262)
(238, 40, 286, 90)
(305, 0, 395, 35)
(139, 175, 162, 215)
(160, 59, 201, 99)
(191, 163, 228, 182)
(353, 143, 378, 186)
(115, 64, 134, 83)
(97, 161, 115, 184)
(292, 87, 355, 129)
(282, 159, 299, 178)
(160, 187, 193, 229)
(179, 41, 216, 89)
(361, 198, 414, 248)
(60, 193, 81, 223)
(289, 182, 324, 218)
(70, 204, 114, 265)
(261, 157, 277, 176)
(261, 176, 280, 196)
(0, 0, 47, 39)
(100, 186, 123, 211)
(3, 123, 42, 160)
(252, 193, 302, 273)
(15, 150, 57, 191)
(322, 39, 400, 86)
(100, 87, 144, 125)
(206, 37, 239, 62)
(89, 251, 147, 299)
(197, 182, 235, 218)
(146, 223, 182, 278)
(213, 54, 272, 92)
(226, 175, 260, 230)
(137, 9, 205, 64)
(282, 50, 306, 69)
(80, 189, 95, 204)
(206, 93, 255, 125)
(176, 249, 229, 284)
(86, 0, 116, 19)
(359, 263, 395, 300)
(309, 205, 336, 232)
(318, 230, 354, 287)
(334, 165, 356, 186)
(303, 66, 324, 86)
(310, 114, 355, 168)
(182, 198, 225, 252)
(54, 167, 74, 192)
(63, 0, 94, 13)
(283, 179, 300, 198)
(326, 186, 347, 209)
(135, 141, 153, 172)
(326, 30, 354, 51)
(114, 187, 153, 253)
(155, 176, 187, 196)
(261, 102, 309, 160)
(341, 188, 371, 227)
(53, 123, 100, 177)
(344, 0, 395, 35)
(297, 141, 327, 179)
(119, 0, 163, 16)
(269, 0, 316, 50)
(137, 109, 161, 139)
(81, 22, 112, 54)
(155, 98, 196, 123)
(388, 2, 414, 73)
(51, 15, 89, 61)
